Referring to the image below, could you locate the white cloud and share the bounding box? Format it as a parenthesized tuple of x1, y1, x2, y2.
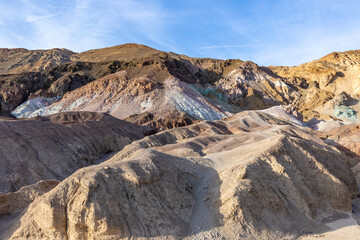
(26, 13, 57, 22)
(197, 44, 258, 49)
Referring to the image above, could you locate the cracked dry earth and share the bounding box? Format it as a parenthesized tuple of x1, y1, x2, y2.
(1, 111, 359, 239)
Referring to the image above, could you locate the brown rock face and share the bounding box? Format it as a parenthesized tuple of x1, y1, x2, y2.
(4, 111, 357, 239)
(0, 72, 45, 112)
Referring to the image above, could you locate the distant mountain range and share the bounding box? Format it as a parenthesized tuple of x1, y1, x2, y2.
(2, 43, 360, 129)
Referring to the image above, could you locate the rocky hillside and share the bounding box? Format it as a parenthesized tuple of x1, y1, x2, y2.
(1, 44, 360, 239)
(3, 44, 360, 130)
(2, 111, 359, 239)
(4, 44, 300, 129)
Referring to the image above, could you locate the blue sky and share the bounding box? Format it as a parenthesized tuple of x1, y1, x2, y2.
(0, 0, 360, 66)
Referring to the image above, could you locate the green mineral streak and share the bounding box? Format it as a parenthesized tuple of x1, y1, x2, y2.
(334, 106, 358, 123)
(190, 85, 229, 102)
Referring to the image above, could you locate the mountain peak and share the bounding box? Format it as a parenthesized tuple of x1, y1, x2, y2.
(72, 43, 161, 62)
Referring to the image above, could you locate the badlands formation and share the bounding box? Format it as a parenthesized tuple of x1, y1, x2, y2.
(0, 44, 360, 239)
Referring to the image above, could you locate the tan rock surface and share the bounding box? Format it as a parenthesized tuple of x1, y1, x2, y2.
(0, 179, 60, 240)
(270, 50, 360, 122)
(0, 179, 59, 216)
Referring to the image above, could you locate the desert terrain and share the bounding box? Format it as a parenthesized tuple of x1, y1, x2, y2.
(0, 44, 360, 239)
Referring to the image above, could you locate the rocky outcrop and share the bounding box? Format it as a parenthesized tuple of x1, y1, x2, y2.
(215, 61, 298, 110)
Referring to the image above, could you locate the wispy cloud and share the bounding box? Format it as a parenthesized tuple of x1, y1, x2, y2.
(26, 13, 57, 22)
(197, 44, 258, 49)
(0, 0, 175, 52)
